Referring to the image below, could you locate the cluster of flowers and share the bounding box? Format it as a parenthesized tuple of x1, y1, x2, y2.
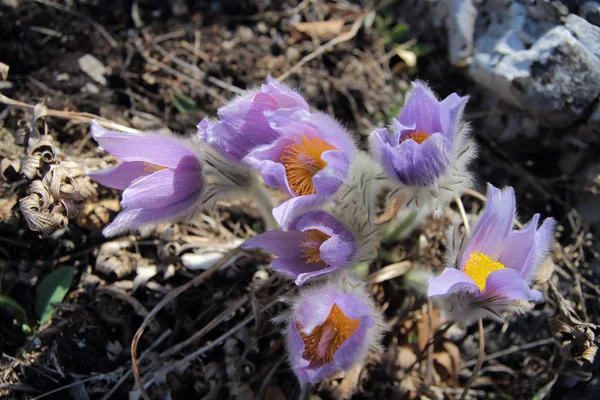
(89, 77, 555, 385)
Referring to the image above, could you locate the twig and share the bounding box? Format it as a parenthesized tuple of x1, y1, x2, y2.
(34, 0, 118, 48)
(425, 300, 434, 383)
(134, 39, 228, 104)
(454, 195, 471, 235)
(278, 14, 366, 82)
(459, 319, 485, 400)
(405, 322, 455, 374)
(0, 94, 140, 133)
(130, 245, 243, 400)
(100, 329, 172, 400)
(159, 295, 249, 359)
(462, 337, 555, 368)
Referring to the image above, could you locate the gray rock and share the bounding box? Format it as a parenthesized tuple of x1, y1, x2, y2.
(565, 13, 600, 57)
(453, 0, 600, 127)
(579, 1, 600, 26)
(446, 0, 477, 66)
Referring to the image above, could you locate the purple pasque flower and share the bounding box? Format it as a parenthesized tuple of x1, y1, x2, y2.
(285, 278, 386, 384)
(244, 109, 356, 226)
(428, 184, 556, 322)
(88, 121, 204, 237)
(243, 210, 356, 285)
(370, 82, 475, 214)
(197, 76, 309, 161)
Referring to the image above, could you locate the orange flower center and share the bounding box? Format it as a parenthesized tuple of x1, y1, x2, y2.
(464, 251, 507, 291)
(280, 135, 337, 196)
(297, 303, 360, 366)
(400, 130, 430, 144)
(143, 162, 167, 173)
(299, 229, 331, 265)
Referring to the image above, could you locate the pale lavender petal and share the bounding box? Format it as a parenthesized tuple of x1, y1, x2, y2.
(91, 121, 199, 169)
(520, 217, 556, 281)
(295, 211, 347, 237)
(263, 75, 310, 109)
(120, 168, 202, 210)
(102, 196, 199, 237)
(272, 195, 324, 228)
(497, 214, 539, 273)
(404, 132, 451, 186)
(438, 93, 468, 141)
(369, 128, 398, 179)
(242, 230, 305, 259)
(272, 259, 338, 286)
(460, 184, 515, 268)
(311, 150, 349, 195)
(243, 138, 294, 189)
(428, 268, 480, 298)
(483, 269, 543, 302)
(88, 161, 151, 190)
(399, 84, 442, 135)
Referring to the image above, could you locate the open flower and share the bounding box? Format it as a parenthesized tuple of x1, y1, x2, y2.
(243, 210, 361, 285)
(197, 76, 309, 161)
(285, 278, 386, 384)
(428, 184, 556, 322)
(244, 109, 356, 225)
(370, 82, 476, 214)
(88, 121, 205, 237)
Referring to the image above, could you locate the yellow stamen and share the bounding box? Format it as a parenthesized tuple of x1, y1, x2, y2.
(297, 303, 360, 366)
(299, 230, 331, 265)
(464, 251, 506, 291)
(400, 130, 430, 144)
(143, 162, 167, 173)
(280, 135, 337, 196)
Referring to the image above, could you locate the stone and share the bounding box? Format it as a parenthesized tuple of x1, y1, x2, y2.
(459, 0, 600, 127)
(579, 1, 600, 26)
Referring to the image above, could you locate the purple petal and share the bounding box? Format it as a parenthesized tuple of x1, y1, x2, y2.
(88, 161, 151, 190)
(272, 195, 324, 228)
(272, 258, 338, 286)
(483, 269, 543, 302)
(120, 168, 202, 210)
(428, 268, 480, 298)
(91, 121, 199, 169)
(520, 217, 556, 282)
(369, 128, 400, 180)
(243, 230, 305, 259)
(497, 214, 539, 274)
(460, 184, 515, 269)
(399, 84, 443, 135)
(102, 196, 199, 237)
(263, 75, 310, 109)
(404, 132, 451, 186)
(438, 93, 468, 142)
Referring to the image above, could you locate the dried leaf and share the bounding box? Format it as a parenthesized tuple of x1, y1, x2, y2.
(0, 158, 21, 181)
(551, 316, 599, 365)
(0, 61, 8, 80)
(294, 20, 345, 39)
(0, 195, 17, 223)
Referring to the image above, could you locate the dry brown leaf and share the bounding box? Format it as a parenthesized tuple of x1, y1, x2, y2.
(551, 316, 598, 365)
(0, 61, 8, 80)
(0, 158, 21, 181)
(0, 194, 17, 223)
(294, 20, 345, 39)
(76, 199, 120, 231)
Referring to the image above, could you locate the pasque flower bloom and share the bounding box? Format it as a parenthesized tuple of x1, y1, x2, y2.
(244, 109, 357, 225)
(370, 82, 476, 214)
(197, 76, 309, 161)
(428, 184, 556, 322)
(244, 210, 363, 285)
(284, 278, 386, 384)
(88, 121, 206, 237)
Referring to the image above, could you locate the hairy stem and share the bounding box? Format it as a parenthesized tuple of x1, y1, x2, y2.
(460, 318, 485, 400)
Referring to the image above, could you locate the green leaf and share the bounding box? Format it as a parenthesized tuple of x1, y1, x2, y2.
(171, 91, 199, 113)
(0, 295, 27, 323)
(35, 266, 74, 324)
